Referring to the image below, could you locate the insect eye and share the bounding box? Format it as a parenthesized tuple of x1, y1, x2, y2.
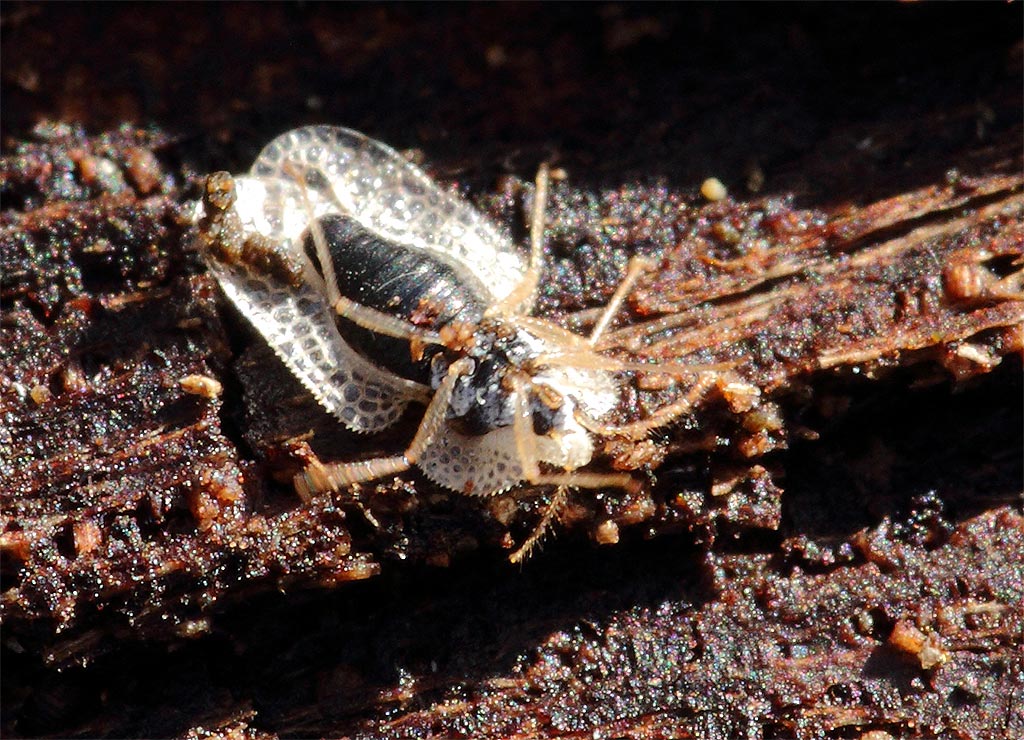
(530, 386, 565, 436)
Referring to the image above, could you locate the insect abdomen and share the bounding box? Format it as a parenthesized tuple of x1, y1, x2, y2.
(307, 215, 488, 383)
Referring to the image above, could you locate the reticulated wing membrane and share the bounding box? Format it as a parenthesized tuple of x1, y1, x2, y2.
(209, 260, 420, 433)
(248, 125, 527, 305)
(202, 179, 425, 434)
(418, 426, 525, 496)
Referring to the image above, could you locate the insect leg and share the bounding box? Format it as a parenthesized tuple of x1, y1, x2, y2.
(281, 160, 344, 307)
(526, 162, 550, 299)
(507, 377, 637, 561)
(992, 266, 1024, 299)
(293, 357, 474, 498)
(575, 371, 719, 441)
(486, 163, 550, 317)
(334, 296, 445, 345)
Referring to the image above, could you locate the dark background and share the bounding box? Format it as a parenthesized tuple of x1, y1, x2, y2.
(4, 3, 1020, 197)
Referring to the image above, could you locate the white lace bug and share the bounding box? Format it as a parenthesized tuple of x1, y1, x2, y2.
(194, 126, 710, 559)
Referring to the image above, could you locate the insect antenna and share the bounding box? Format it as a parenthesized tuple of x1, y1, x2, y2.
(486, 163, 550, 318)
(536, 350, 736, 378)
(588, 256, 657, 345)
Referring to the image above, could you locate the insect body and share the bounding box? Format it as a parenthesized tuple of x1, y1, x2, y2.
(309, 214, 486, 384)
(195, 126, 695, 557)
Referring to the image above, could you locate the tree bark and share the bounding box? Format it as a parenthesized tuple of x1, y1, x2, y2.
(2, 5, 1021, 738)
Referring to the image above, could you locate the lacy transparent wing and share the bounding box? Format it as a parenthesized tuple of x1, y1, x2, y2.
(418, 425, 525, 496)
(247, 125, 527, 305)
(208, 257, 422, 433)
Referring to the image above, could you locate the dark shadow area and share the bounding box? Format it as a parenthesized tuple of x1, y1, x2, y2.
(3, 4, 1021, 202)
(781, 358, 1023, 542)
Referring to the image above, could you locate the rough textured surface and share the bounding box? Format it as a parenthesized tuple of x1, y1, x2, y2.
(2, 4, 1022, 739)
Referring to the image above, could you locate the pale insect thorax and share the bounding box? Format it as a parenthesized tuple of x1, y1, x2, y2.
(524, 331, 620, 473)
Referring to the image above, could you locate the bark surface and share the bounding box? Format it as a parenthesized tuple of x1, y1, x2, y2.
(2, 5, 1022, 739)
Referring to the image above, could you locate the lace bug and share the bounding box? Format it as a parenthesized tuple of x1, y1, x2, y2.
(194, 126, 715, 560)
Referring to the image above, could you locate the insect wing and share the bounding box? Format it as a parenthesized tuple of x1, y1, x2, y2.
(248, 125, 527, 305)
(418, 425, 524, 496)
(206, 177, 426, 433)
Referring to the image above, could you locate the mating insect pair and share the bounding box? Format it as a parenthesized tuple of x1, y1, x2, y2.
(195, 126, 717, 560)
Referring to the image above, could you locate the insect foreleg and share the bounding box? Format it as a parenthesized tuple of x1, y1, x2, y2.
(511, 376, 636, 492)
(508, 485, 568, 564)
(281, 159, 343, 306)
(507, 375, 637, 562)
